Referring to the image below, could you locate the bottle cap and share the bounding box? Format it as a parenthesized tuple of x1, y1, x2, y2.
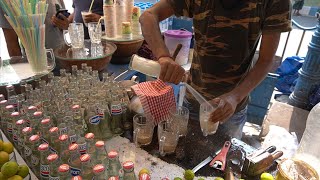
(22, 127, 32, 133)
(123, 161, 134, 170)
(6, 85, 13, 88)
(49, 127, 59, 133)
(95, 141, 104, 148)
(139, 173, 151, 180)
(69, 143, 79, 151)
(93, 164, 105, 174)
(0, 94, 3, 98)
(59, 134, 69, 142)
(71, 176, 82, 180)
(33, 111, 43, 117)
(0, 100, 7, 104)
(80, 154, 91, 162)
(47, 154, 59, 162)
(16, 119, 25, 125)
(5, 105, 14, 110)
(108, 177, 119, 180)
(72, 105, 80, 110)
(41, 118, 51, 125)
(29, 135, 40, 142)
(85, 133, 95, 139)
(58, 164, 70, 173)
(11, 112, 20, 117)
(38, 143, 49, 151)
(28, 106, 37, 111)
(108, 150, 118, 158)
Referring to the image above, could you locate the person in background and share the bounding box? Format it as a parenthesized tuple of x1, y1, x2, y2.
(293, 0, 304, 16)
(51, 0, 103, 39)
(139, 0, 291, 139)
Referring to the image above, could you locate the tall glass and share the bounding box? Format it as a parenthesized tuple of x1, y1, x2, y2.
(63, 23, 84, 48)
(169, 106, 189, 137)
(133, 114, 154, 147)
(200, 102, 219, 136)
(88, 22, 102, 44)
(158, 120, 179, 156)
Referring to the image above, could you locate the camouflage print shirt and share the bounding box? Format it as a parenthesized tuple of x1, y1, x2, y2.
(168, 0, 292, 112)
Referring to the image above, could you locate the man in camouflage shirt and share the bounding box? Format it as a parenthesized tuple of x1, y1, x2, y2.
(139, 0, 292, 138)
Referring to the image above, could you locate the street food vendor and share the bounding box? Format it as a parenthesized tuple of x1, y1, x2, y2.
(139, 0, 292, 139)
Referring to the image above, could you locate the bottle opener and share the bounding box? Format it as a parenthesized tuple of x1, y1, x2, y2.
(209, 141, 231, 171)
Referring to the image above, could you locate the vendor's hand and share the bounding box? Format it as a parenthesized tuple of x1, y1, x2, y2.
(51, 14, 69, 30)
(158, 57, 185, 84)
(83, 13, 101, 23)
(209, 93, 239, 124)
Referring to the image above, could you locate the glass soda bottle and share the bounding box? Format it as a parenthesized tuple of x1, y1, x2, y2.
(107, 150, 122, 178)
(80, 154, 94, 180)
(3, 105, 15, 138)
(32, 111, 44, 135)
(85, 133, 95, 155)
(122, 161, 137, 180)
(99, 106, 113, 140)
(110, 94, 123, 135)
(71, 176, 83, 180)
(22, 127, 33, 160)
(9, 112, 20, 142)
(93, 164, 107, 180)
(40, 118, 52, 144)
(58, 164, 72, 180)
(38, 143, 50, 180)
(6, 85, 18, 108)
(47, 154, 61, 180)
(85, 105, 103, 139)
(30, 134, 41, 175)
(68, 128, 78, 144)
(69, 143, 82, 176)
(72, 105, 87, 131)
(109, 176, 120, 180)
(59, 134, 70, 163)
(139, 173, 151, 180)
(16, 119, 26, 154)
(94, 141, 107, 165)
(49, 127, 60, 154)
(26, 106, 37, 126)
(76, 137, 87, 155)
(0, 100, 8, 129)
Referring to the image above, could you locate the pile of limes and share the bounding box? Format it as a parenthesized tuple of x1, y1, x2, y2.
(0, 140, 29, 180)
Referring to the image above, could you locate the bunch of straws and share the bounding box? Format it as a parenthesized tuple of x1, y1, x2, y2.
(0, 0, 49, 73)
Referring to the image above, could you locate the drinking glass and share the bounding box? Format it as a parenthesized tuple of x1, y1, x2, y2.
(200, 102, 220, 136)
(88, 22, 102, 44)
(169, 106, 189, 137)
(158, 120, 179, 156)
(63, 23, 84, 48)
(133, 114, 154, 147)
(81, 10, 92, 27)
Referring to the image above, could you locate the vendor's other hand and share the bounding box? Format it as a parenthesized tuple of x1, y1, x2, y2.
(158, 57, 185, 84)
(51, 14, 69, 30)
(209, 93, 238, 124)
(83, 13, 101, 23)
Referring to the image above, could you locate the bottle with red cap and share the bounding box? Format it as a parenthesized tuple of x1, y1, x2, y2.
(16, 119, 26, 153)
(85, 133, 95, 155)
(6, 85, 18, 108)
(107, 150, 122, 178)
(72, 104, 87, 131)
(59, 134, 70, 163)
(58, 164, 71, 180)
(94, 141, 107, 165)
(108, 176, 120, 180)
(31, 111, 44, 134)
(93, 164, 107, 180)
(69, 143, 82, 176)
(26, 106, 37, 126)
(38, 143, 50, 180)
(30, 134, 41, 175)
(71, 176, 83, 180)
(80, 154, 94, 180)
(9, 111, 20, 142)
(2, 105, 15, 137)
(0, 100, 8, 128)
(98, 106, 113, 140)
(139, 173, 151, 180)
(122, 161, 137, 180)
(47, 154, 61, 180)
(85, 105, 103, 139)
(40, 118, 52, 142)
(22, 127, 33, 160)
(49, 127, 60, 153)
(58, 122, 68, 136)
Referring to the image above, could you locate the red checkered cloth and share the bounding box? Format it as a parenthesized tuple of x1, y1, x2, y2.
(131, 80, 176, 124)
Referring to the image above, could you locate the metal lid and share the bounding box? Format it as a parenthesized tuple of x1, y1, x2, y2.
(69, 143, 79, 151)
(29, 135, 40, 142)
(11, 112, 20, 116)
(49, 127, 59, 133)
(164, 30, 192, 38)
(93, 164, 105, 174)
(0, 100, 7, 104)
(85, 133, 95, 139)
(139, 173, 151, 180)
(6, 85, 13, 88)
(47, 154, 59, 162)
(59, 134, 69, 142)
(22, 127, 32, 133)
(71, 176, 82, 180)
(95, 141, 104, 148)
(80, 154, 91, 162)
(33, 111, 43, 117)
(108, 150, 118, 158)
(38, 143, 49, 151)
(72, 105, 80, 110)
(5, 105, 14, 109)
(58, 164, 70, 173)
(108, 177, 119, 180)
(123, 161, 134, 170)
(16, 119, 25, 125)
(41, 118, 51, 125)
(28, 106, 37, 111)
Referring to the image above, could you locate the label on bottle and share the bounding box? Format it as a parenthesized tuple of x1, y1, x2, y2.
(7, 122, 13, 134)
(40, 164, 50, 178)
(49, 176, 60, 180)
(70, 166, 81, 176)
(31, 155, 39, 166)
(24, 146, 32, 157)
(78, 142, 87, 155)
(60, 127, 68, 135)
(69, 134, 78, 144)
(111, 104, 122, 115)
(89, 115, 102, 125)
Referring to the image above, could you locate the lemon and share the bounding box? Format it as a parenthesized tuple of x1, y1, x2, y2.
(184, 169, 195, 180)
(8, 175, 23, 180)
(139, 168, 150, 176)
(261, 173, 274, 180)
(0, 172, 5, 180)
(215, 178, 224, 180)
(0, 151, 9, 164)
(17, 165, 29, 178)
(1, 162, 19, 178)
(0, 140, 3, 151)
(174, 177, 183, 180)
(2, 142, 14, 154)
